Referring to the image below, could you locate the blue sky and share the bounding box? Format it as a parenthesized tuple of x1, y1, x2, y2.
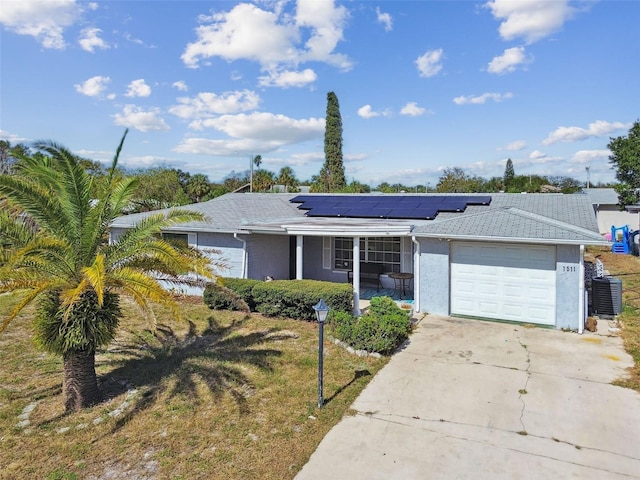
(1, 0, 638, 187)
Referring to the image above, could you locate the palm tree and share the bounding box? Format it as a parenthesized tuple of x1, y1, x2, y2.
(252, 169, 276, 192)
(277, 167, 298, 193)
(0, 130, 217, 412)
(186, 173, 211, 202)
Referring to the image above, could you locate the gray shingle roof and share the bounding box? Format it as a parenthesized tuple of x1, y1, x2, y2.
(111, 192, 606, 245)
(582, 188, 620, 206)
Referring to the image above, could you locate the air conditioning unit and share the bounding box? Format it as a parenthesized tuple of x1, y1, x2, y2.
(592, 277, 622, 315)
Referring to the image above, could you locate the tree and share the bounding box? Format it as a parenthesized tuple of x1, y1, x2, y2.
(436, 167, 485, 193)
(609, 120, 640, 207)
(0, 141, 29, 175)
(131, 167, 190, 211)
(0, 130, 217, 412)
(314, 92, 346, 192)
(252, 169, 276, 192)
(503, 158, 515, 189)
(342, 180, 371, 193)
(223, 170, 249, 192)
(277, 167, 299, 192)
(186, 173, 211, 203)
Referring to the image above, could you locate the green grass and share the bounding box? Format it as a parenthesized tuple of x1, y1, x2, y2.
(590, 248, 640, 392)
(0, 293, 388, 479)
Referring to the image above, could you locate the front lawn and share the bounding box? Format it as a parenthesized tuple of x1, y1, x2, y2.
(592, 248, 640, 392)
(0, 294, 387, 479)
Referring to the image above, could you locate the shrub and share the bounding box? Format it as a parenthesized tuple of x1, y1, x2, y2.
(208, 278, 352, 318)
(203, 283, 250, 312)
(251, 280, 352, 320)
(329, 296, 412, 355)
(218, 278, 261, 310)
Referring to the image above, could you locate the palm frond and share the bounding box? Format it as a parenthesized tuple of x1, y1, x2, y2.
(0, 280, 57, 333)
(0, 175, 73, 240)
(81, 253, 106, 306)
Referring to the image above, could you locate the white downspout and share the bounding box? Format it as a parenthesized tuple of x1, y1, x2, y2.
(353, 237, 360, 316)
(234, 233, 247, 279)
(296, 234, 303, 280)
(412, 236, 420, 313)
(578, 244, 585, 334)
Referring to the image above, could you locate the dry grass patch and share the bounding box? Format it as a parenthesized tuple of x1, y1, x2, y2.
(590, 248, 640, 392)
(0, 294, 387, 479)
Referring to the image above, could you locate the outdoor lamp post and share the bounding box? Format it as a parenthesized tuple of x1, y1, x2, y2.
(313, 299, 330, 408)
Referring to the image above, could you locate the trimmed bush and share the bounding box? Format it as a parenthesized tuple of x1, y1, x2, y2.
(218, 278, 261, 310)
(329, 296, 412, 355)
(207, 278, 352, 319)
(251, 280, 352, 320)
(203, 283, 250, 312)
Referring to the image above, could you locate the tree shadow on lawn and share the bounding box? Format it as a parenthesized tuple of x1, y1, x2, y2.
(94, 314, 292, 432)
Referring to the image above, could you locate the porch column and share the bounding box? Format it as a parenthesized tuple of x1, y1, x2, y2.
(353, 236, 360, 315)
(296, 235, 303, 280)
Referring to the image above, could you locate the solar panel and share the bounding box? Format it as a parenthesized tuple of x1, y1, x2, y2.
(344, 207, 393, 218)
(289, 195, 491, 219)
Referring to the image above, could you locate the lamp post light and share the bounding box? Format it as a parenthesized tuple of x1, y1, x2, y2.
(313, 299, 330, 408)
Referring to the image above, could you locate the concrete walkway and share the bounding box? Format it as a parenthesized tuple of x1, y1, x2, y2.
(296, 315, 640, 479)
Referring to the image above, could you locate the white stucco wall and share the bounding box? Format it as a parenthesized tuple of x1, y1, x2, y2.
(417, 238, 451, 316)
(555, 244, 582, 330)
(595, 206, 638, 234)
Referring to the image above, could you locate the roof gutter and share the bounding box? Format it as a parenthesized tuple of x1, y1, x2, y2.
(412, 233, 609, 247)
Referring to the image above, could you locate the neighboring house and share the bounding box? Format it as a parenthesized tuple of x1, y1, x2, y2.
(110, 193, 607, 331)
(583, 188, 638, 233)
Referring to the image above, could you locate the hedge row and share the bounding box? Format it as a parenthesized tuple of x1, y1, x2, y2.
(204, 278, 353, 320)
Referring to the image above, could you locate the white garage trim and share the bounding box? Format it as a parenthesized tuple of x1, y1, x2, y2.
(451, 242, 557, 325)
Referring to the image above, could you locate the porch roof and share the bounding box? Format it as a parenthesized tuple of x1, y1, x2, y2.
(244, 217, 414, 236)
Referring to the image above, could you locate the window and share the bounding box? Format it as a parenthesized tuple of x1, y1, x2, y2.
(162, 232, 189, 246)
(334, 237, 402, 272)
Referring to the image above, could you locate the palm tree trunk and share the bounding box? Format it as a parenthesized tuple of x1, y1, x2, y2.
(63, 349, 102, 412)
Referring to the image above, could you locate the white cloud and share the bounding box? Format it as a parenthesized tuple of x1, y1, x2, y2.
(296, 0, 351, 68)
(172, 81, 188, 92)
(74, 75, 111, 97)
(181, 1, 351, 76)
(357, 105, 380, 119)
(174, 137, 281, 156)
(287, 152, 325, 165)
(78, 27, 109, 53)
(453, 92, 513, 105)
(504, 140, 527, 151)
(487, 46, 531, 75)
(192, 112, 324, 144)
(376, 7, 392, 31)
(543, 120, 630, 145)
(530, 150, 547, 160)
(572, 149, 611, 164)
(258, 68, 318, 88)
(400, 102, 427, 117)
(0, 130, 29, 143)
(169, 90, 261, 120)
(113, 105, 169, 132)
(125, 79, 152, 98)
(415, 49, 444, 78)
(0, 0, 82, 49)
(485, 0, 577, 44)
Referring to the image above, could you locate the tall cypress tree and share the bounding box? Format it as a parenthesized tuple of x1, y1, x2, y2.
(503, 158, 515, 190)
(316, 91, 346, 192)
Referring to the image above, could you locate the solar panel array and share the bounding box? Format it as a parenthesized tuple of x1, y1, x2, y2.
(290, 195, 491, 220)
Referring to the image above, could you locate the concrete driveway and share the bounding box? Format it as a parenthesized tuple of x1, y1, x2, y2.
(296, 315, 640, 479)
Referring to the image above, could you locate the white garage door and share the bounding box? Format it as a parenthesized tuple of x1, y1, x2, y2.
(451, 242, 556, 325)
